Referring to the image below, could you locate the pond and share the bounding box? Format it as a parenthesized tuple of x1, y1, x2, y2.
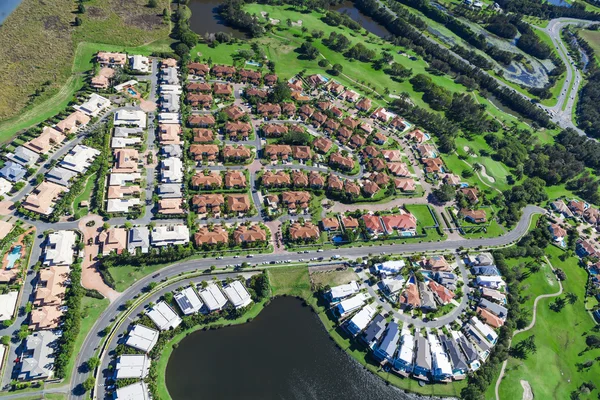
(166, 297, 413, 400)
(0, 0, 22, 24)
(331, 1, 391, 38)
(546, 0, 572, 7)
(188, 0, 247, 38)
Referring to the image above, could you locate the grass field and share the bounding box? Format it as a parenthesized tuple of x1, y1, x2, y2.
(267, 265, 313, 299)
(496, 245, 600, 400)
(72, 173, 96, 219)
(309, 268, 359, 288)
(580, 29, 600, 67)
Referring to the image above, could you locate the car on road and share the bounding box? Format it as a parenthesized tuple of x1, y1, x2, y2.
(247, 254, 253, 258)
(317, 249, 323, 252)
(233, 255, 239, 258)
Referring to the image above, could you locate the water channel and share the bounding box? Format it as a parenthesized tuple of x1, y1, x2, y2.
(166, 297, 415, 400)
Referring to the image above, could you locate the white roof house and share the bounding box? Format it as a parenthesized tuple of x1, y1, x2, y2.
(0, 178, 12, 196)
(109, 173, 141, 186)
(0, 291, 18, 321)
(129, 55, 150, 73)
(115, 354, 150, 379)
(476, 276, 505, 289)
(75, 93, 111, 117)
(126, 324, 159, 353)
(199, 283, 228, 312)
(160, 157, 183, 183)
(375, 260, 405, 275)
(114, 381, 151, 400)
(43, 230, 77, 267)
(160, 67, 179, 85)
(160, 84, 182, 95)
(114, 127, 144, 137)
(174, 287, 203, 315)
(128, 226, 150, 255)
(147, 301, 182, 331)
(336, 293, 370, 319)
(382, 277, 405, 295)
(111, 137, 142, 148)
(328, 281, 360, 302)
(151, 224, 190, 247)
(107, 198, 140, 213)
(160, 92, 180, 113)
(6, 146, 39, 167)
(114, 110, 147, 129)
(345, 304, 376, 336)
(470, 317, 498, 344)
(222, 281, 252, 309)
(114, 80, 138, 92)
(158, 112, 181, 124)
(59, 145, 101, 173)
(394, 327, 415, 371)
(428, 333, 453, 381)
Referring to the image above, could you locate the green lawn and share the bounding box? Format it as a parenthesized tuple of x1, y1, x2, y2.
(497, 245, 600, 400)
(72, 173, 96, 219)
(580, 29, 600, 68)
(457, 207, 505, 239)
(267, 265, 312, 299)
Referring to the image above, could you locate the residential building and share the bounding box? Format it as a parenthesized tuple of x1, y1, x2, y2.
(476, 275, 505, 289)
(161, 157, 183, 183)
(106, 198, 141, 213)
(114, 382, 151, 400)
(126, 324, 159, 353)
(335, 293, 370, 320)
(289, 221, 320, 241)
(478, 298, 507, 319)
(23, 126, 65, 154)
(128, 226, 150, 254)
(466, 253, 494, 266)
(194, 225, 228, 246)
(174, 287, 204, 315)
(413, 333, 432, 380)
(55, 111, 90, 134)
(147, 301, 182, 331)
(199, 283, 228, 312)
(372, 321, 400, 363)
(393, 327, 414, 374)
(374, 260, 406, 276)
(0, 161, 26, 182)
(428, 280, 454, 305)
(22, 181, 66, 216)
(99, 227, 127, 255)
(17, 331, 60, 381)
(114, 110, 147, 129)
(59, 145, 101, 173)
(6, 146, 39, 167)
(151, 225, 190, 247)
(382, 277, 405, 295)
(75, 93, 111, 117)
(327, 281, 360, 303)
(470, 316, 498, 344)
(232, 225, 267, 245)
(115, 354, 150, 379)
(428, 333, 452, 382)
(360, 314, 386, 348)
(460, 209, 487, 223)
(223, 280, 252, 309)
(158, 198, 185, 215)
(418, 281, 437, 311)
(440, 334, 469, 377)
(345, 305, 376, 336)
(43, 230, 77, 267)
(129, 55, 150, 73)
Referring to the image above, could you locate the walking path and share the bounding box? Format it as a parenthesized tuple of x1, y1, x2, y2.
(494, 255, 563, 400)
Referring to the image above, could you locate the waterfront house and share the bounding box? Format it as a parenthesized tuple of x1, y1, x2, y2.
(372, 321, 400, 363)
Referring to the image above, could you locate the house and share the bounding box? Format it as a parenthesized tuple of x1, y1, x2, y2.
(199, 283, 228, 312)
(224, 122, 251, 141)
(97, 51, 127, 67)
(59, 145, 101, 173)
(159, 113, 181, 124)
(211, 64, 236, 79)
(470, 316, 498, 344)
(413, 333, 432, 380)
(313, 137, 333, 153)
(160, 67, 179, 85)
(422, 158, 444, 174)
(113, 149, 139, 173)
(360, 314, 386, 348)
(381, 277, 405, 295)
(362, 214, 384, 235)
(262, 171, 291, 188)
(428, 333, 453, 382)
(187, 82, 211, 93)
(262, 124, 288, 138)
(128, 55, 149, 73)
(551, 200, 573, 218)
(478, 298, 507, 319)
(549, 223, 567, 246)
(281, 191, 311, 212)
(371, 107, 393, 122)
(372, 321, 400, 363)
(374, 260, 406, 276)
(158, 198, 185, 215)
(188, 114, 216, 127)
(393, 327, 415, 374)
(17, 331, 60, 381)
(147, 301, 182, 331)
(161, 157, 183, 183)
(476, 275, 505, 289)
(223, 280, 252, 309)
(460, 208, 487, 223)
(345, 305, 376, 336)
(0, 161, 26, 182)
(477, 307, 505, 328)
(291, 170, 308, 187)
(443, 173, 461, 186)
(187, 62, 209, 76)
(356, 97, 372, 112)
(373, 132, 387, 145)
(115, 354, 150, 380)
(481, 287, 506, 304)
(342, 216, 359, 231)
(227, 194, 251, 214)
(6, 146, 39, 167)
(335, 293, 370, 320)
(223, 145, 252, 161)
(114, 382, 151, 400)
(425, 256, 451, 272)
(308, 172, 324, 188)
(193, 128, 215, 143)
(428, 280, 455, 305)
(467, 252, 494, 266)
(381, 211, 417, 235)
(390, 116, 409, 132)
(158, 124, 181, 145)
(161, 92, 181, 113)
(30, 266, 70, 330)
(109, 173, 141, 186)
(190, 144, 219, 162)
(440, 334, 469, 377)
(460, 188, 479, 204)
(349, 134, 366, 149)
(568, 199, 587, 216)
(43, 230, 76, 267)
(56, 111, 90, 134)
(0, 220, 14, 241)
(106, 198, 141, 214)
(232, 225, 267, 245)
(362, 179, 381, 197)
(213, 82, 233, 97)
(327, 174, 343, 191)
(225, 170, 246, 189)
(346, 180, 361, 197)
(419, 281, 437, 311)
(264, 73, 278, 86)
(107, 185, 141, 200)
(75, 93, 111, 117)
(394, 178, 417, 192)
(584, 207, 600, 225)
(434, 272, 458, 291)
(22, 181, 66, 216)
(224, 105, 246, 121)
(158, 183, 182, 199)
(161, 144, 182, 158)
(126, 324, 159, 353)
(257, 103, 281, 118)
(321, 217, 340, 231)
(327, 281, 360, 303)
(151, 225, 190, 247)
(46, 166, 77, 188)
(455, 331, 479, 365)
(282, 102, 296, 116)
(174, 287, 204, 315)
(400, 282, 420, 308)
(289, 221, 320, 241)
(292, 146, 312, 161)
(99, 227, 127, 255)
(91, 67, 114, 89)
(406, 129, 429, 143)
(342, 89, 360, 102)
(114, 110, 146, 129)
(128, 226, 150, 254)
(23, 126, 65, 154)
(471, 266, 500, 276)
(329, 152, 354, 171)
(194, 225, 228, 245)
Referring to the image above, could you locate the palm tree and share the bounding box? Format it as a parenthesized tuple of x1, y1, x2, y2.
(472, 163, 482, 172)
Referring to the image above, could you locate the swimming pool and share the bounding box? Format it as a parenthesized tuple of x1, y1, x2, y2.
(127, 88, 137, 96)
(5, 245, 22, 270)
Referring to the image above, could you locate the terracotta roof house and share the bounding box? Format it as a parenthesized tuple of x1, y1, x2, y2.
(443, 173, 461, 186)
(321, 217, 340, 231)
(158, 198, 185, 215)
(264, 74, 278, 86)
(341, 89, 359, 102)
(187, 62, 210, 76)
(262, 171, 291, 187)
(264, 144, 292, 161)
(307, 74, 327, 86)
(390, 117, 408, 131)
(549, 223, 567, 243)
(381, 150, 402, 162)
(224, 105, 246, 121)
(329, 152, 354, 171)
(189, 144, 219, 162)
(113, 149, 139, 173)
(327, 174, 343, 191)
(460, 208, 487, 223)
(568, 199, 587, 216)
(584, 207, 599, 225)
(194, 225, 229, 246)
(22, 182, 66, 216)
(282, 102, 297, 116)
(373, 132, 388, 145)
(56, 111, 90, 134)
(291, 171, 309, 187)
(161, 58, 178, 68)
(428, 280, 455, 305)
(362, 214, 384, 235)
(97, 52, 127, 67)
(245, 87, 267, 99)
(158, 124, 181, 145)
(476, 307, 504, 328)
(233, 225, 267, 245)
(191, 194, 225, 213)
(99, 227, 127, 256)
(292, 146, 312, 161)
(187, 114, 215, 127)
(327, 81, 345, 95)
(298, 105, 314, 120)
(24, 127, 65, 154)
(323, 119, 340, 133)
(291, 91, 311, 102)
(360, 122, 373, 135)
(460, 187, 479, 204)
(238, 69, 262, 84)
(289, 221, 320, 241)
(388, 162, 410, 177)
(33, 266, 70, 307)
(425, 256, 451, 272)
(317, 101, 332, 111)
(344, 180, 361, 196)
(226, 194, 251, 213)
(107, 186, 141, 199)
(330, 106, 344, 119)
(257, 103, 281, 118)
(213, 82, 233, 97)
(417, 144, 437, 159)
(406, 129, 428, 143)
(281, 191, 311, 211)
(370, 172, 390, 186)
(308, 172, 325, 188)
(349, 134, 366, 149)
(187, 82, 212, 93)
(313, 137, 333, 154)
(342, 216, 359, 230)
(192, 128, 215, 143)
(362, 181, 380, 197)
(423, 158, 444, 174)
(186, 93, 213, 108)
(371, 107, 392, 122)
(381, 212, 417, 234)
(224, 121, 251, 141)
(369, 158, 386, 172)
(356, 97, 372, 112)
(225, 170, 247, 189)
(222, 145, 252, 161)
(190, 172, 222, 189)
(288, 78, 304, 91)
(342, 117, 360, 130)
(400, 283, 421, 308)
(362, 147, 381, 161)
(211, 65, 236, 79)
(336, 126, 353, 143)
(262, 124, 288, 138)
(394, 178, 416, 192)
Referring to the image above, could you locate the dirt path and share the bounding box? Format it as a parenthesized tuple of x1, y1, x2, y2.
(495, 256, 563, 400)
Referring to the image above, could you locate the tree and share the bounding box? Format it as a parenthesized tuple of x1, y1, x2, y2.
(164, 292, 174, 303)
(74, 17, 82, 26)
(82, 376, 95, 392)
(267, 82, 291, 103)
(148, 0, 158, 7)
(103, 222, 110, 230)
(86, 357, 100, 371)
(318, 59, 329, 68)
(0, 336, 9, 345)
(78, 3, 86, 13)
(299, 41, 319, 60)
(566, 292, 578, 304)
(175, 43, 190, 58)
(433, 184, 456, 203)
(331, 63, 343, 76)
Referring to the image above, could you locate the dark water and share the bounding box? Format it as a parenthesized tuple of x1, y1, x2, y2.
(188, 0, 246, 38)
(332, 1, 391, 38)
(546, 0, 572, 7)
(166, 297, 412, 400)
(0, 0, 22, 24)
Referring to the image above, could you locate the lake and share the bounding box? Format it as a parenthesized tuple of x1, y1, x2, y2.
(0, 0, 22, 25)
(331, 1, 391, 38)
(188, 0, 247, 38)
(166, 297, 414, 400)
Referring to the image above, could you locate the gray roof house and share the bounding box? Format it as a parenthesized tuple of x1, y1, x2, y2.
(478, 298, 508, 319)
(46, 166, 78, 187)
(160, 67, 179, 85)
(160, 92, 180, 113)
(372, 321, 400, 363)
(440, 334, 468, 375)
(7, 146, 39, 167)
(158, 183, 182, 199)
(0, 161, 27, 182)
(456, 333, 479, 363)
(413, 333, 432, 379)
(161, 144, 182, 158)
(418, 281, 437, 311)
(467, 253, 494, 266)
(114, 127, 144, 137)
(360, 313, 386, 348)
(471, 266, 500, 276)
(18, 330, 60, 381)
(434, 272, 457, 291)
(128, 226, 150, 254)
